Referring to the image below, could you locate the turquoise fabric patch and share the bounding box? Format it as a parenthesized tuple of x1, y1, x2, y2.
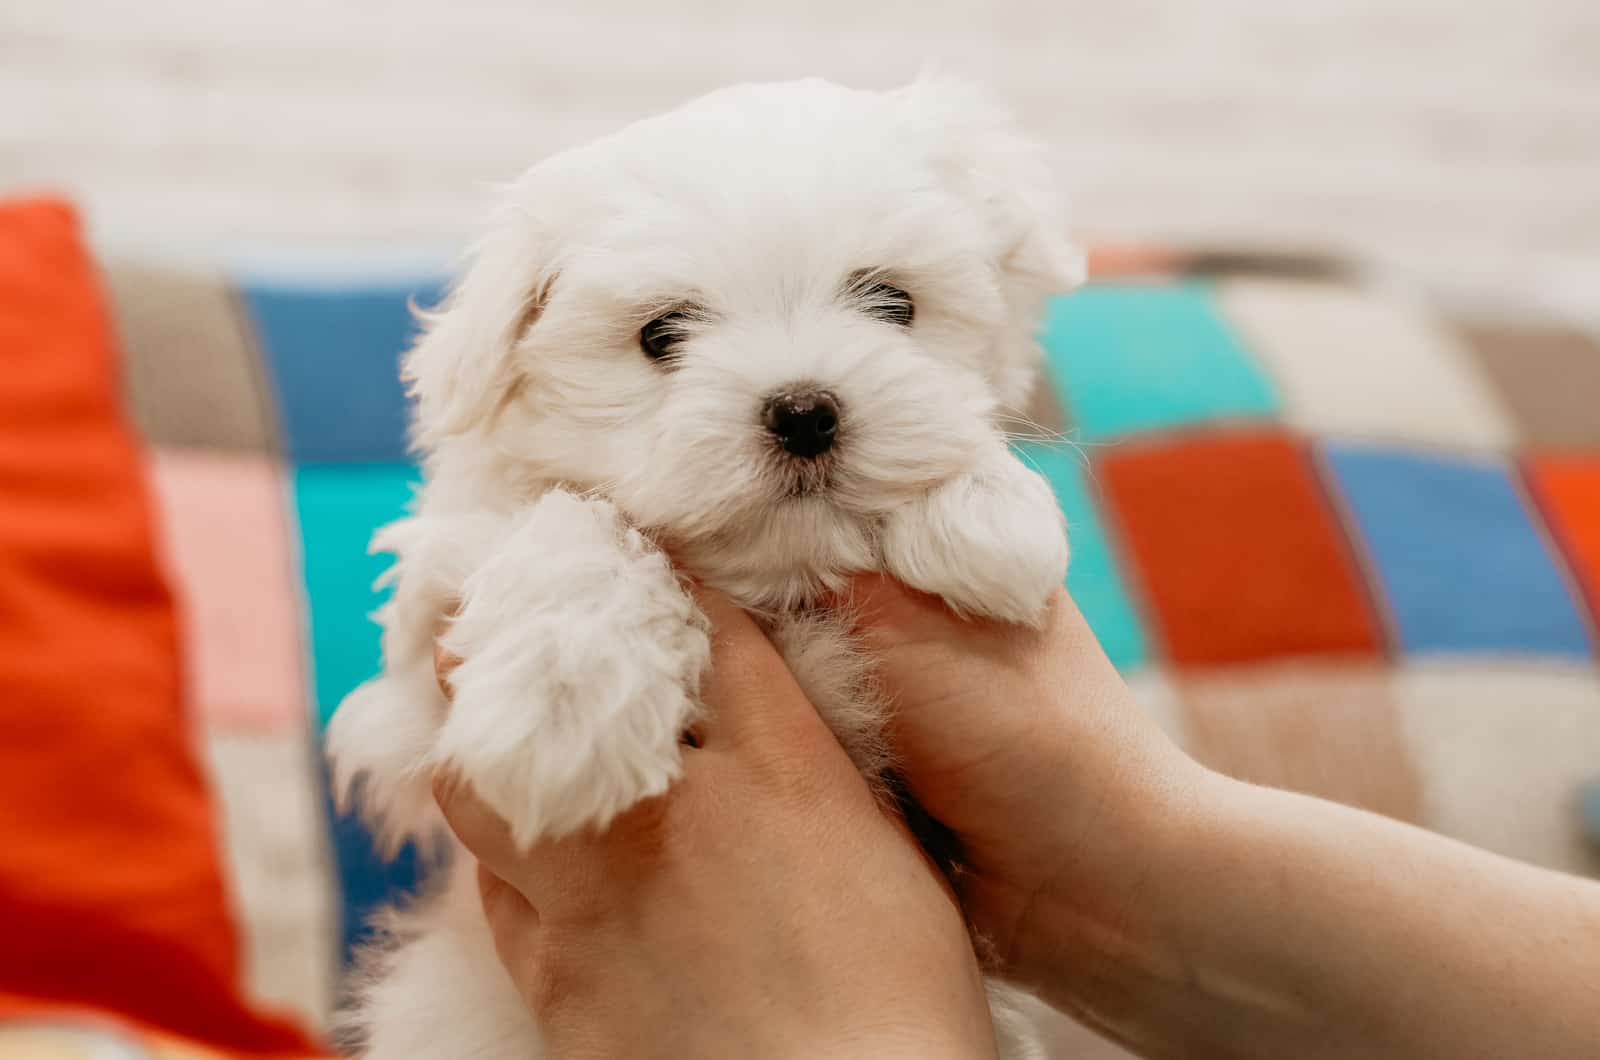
(292, 463, 425, 961)
(1039, 283, 1279, 440)
(291, 463, 420, 728)
(1015, 440, 1148, 669)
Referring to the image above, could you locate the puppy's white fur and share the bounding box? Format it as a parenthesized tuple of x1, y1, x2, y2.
(328, 77, 1080, 1058)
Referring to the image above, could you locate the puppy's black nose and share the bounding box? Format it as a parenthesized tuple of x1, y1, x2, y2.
(762, 390, 839, 458)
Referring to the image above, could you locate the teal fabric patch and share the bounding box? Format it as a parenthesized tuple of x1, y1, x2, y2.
(291, 463, 420, 728)
(291, 463, 425, 964)
(1039, 283, 1279, 440)
(1015, 441, 1148, 669)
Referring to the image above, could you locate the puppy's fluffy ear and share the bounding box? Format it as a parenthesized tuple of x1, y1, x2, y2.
(895, 76, 1084, 408)
(405, 206, 555, 447)
(896, 76, 1086, 295)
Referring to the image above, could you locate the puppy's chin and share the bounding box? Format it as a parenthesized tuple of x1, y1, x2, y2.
(659, 492, 878, 612)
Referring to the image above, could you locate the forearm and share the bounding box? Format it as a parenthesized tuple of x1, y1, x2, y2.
(1020, 771, 1600, 1059)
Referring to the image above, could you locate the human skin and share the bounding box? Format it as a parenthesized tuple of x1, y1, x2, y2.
(440, 577, 1600, 1059)
(847, 575, 1600, 1060)
(432, 586, 1001, 1060)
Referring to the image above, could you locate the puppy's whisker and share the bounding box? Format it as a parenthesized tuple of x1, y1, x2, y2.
(998, 430, 1095, 478)
(576, 478, 621, 501)
(1010, 444, 1050, 478)
(998, 426, 1070, 447)
(992, 410, 1069, 444)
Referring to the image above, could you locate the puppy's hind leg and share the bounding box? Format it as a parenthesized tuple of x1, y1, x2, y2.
(431, 489, 710, 846)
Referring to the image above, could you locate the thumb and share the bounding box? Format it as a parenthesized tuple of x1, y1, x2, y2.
(845, 573, 967, 651)
(687, 583, 832, 752)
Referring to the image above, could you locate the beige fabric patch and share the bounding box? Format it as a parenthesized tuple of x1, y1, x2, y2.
(1126, 667, 1187, 748)
(1217, 278, 1517, 451)
(202, 733, 336, 1030)
(105, 263, 278, 453)
(1396, 663, 1600, 879)
(1178, 661, 1423, 823)
(1456, 324, 1600, 450)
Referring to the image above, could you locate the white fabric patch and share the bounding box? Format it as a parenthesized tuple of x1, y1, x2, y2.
(1126, 666, 1187, 749)
(1396, 663, 1600, 879)
(204, 732, 338, 1029)
(1218, 278, 1518, 451)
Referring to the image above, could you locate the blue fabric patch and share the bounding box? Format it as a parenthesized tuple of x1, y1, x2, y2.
(1324, 445, 1593, 659)
(292, 463, 424, 959)
(1014, 440, 1148, 669)
(1039, 282, 1279, 441)
(320, 761, 424, 966)
(239, 276, 444, 463)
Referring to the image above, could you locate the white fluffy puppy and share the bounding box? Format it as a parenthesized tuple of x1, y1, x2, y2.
(328, 77, 1081, 1058)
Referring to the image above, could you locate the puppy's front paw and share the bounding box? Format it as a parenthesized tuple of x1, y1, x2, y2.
(432, 491, 709, 845)
(881, 443, 1067, 627)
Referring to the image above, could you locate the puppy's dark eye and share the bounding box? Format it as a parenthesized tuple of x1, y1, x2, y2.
(853, 278, 915, 329)
(640, 309, 692, 365)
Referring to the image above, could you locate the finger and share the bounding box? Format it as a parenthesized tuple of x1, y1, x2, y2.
(434, 640, 461, 701)
(685, 582, 826, 752)
(843, 572, 959, 646)
(433, 767, 525, 883)
(478, 860, 538, 935)
(687, 580, 768, 653)
(477, 862, 543, 989)
(434, 603, 463, 701)
(882, 804, 964, 910)
(437, 763, 668, 920)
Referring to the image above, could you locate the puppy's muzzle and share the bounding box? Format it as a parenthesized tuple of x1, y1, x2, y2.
(762, 389, 839, 459)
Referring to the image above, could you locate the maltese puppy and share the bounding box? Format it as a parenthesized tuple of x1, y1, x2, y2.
(328, 77, 1081, 1058)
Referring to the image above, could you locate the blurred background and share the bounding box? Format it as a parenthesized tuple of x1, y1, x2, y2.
(2, 3, 1598, 1058)
(7, 0, 1599, 321)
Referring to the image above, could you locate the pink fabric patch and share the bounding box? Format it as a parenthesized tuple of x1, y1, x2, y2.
(148, 449, 308, 732)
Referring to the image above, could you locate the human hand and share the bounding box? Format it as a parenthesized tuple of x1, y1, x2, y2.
(433, 586, 1002, 1060)
(852, 577, 1600, 1060)
(846, 576, 1204, 995)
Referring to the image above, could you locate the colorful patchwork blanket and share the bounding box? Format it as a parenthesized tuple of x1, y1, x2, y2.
(105, 250, 1600, 1030)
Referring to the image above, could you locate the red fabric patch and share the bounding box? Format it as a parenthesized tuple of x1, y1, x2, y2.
(1525, 453, 1600, 624)
(0, 198, 316, 1054)
(1098, 429, 1385, 666)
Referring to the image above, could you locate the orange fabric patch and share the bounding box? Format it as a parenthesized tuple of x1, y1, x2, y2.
(1098, 430, 1384, 666)
(1525, 453, 1600, 623)
(0, 199, 315, 1055)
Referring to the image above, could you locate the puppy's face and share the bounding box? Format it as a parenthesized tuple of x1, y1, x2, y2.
(411, 79, 1081, 604)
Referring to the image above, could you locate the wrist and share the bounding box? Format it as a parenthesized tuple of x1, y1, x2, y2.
(1012, 767, 1345, 1060)
(999, 751, 1220, 1028)
(810, 1025, 999, 1060)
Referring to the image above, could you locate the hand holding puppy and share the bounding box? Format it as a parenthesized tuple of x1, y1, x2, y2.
(433, 584, 1001, 1060)
(849, 578, 1600, 1060)
(444, 578, 1600, 1060)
